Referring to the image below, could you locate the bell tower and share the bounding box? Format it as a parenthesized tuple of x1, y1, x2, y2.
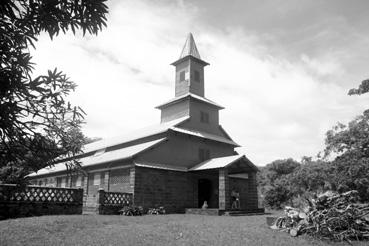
(156, 33, 224, 134)
(171, 33, 209, 97)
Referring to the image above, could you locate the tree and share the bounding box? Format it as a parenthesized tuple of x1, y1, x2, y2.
(348, 79, 369, 95)
(257, 159, 300, 208)
(263, 177, 292, 209)
(0, 0, 108, 183)
(324, 111, 369, 159)
(323, 111, 369, 201)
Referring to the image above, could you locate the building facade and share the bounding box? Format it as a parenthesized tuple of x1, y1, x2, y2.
(29, 34, 259, 213)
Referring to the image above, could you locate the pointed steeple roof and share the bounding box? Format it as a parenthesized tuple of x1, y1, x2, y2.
(179, 33, 201, 59)
(171, 33, 209, 66)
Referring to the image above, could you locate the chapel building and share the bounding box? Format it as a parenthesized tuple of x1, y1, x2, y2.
(29, 33, 260, 213)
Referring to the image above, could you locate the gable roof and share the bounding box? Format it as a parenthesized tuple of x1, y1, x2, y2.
(28, 138, 167, 177)
(189, 154, 258, 172)
(155, 93, 224, 110)
(83, 116, 189, 154)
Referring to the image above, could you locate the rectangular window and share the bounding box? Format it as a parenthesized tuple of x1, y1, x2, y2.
(200, 111, 209, 123)
(60, 177, 66, 188)
(76, 176, 82, 187)
(199, 148, 210, 161)
(194, 70, 200, 82)
(179, 71, 186, 81)
(93, 173, 101, 185)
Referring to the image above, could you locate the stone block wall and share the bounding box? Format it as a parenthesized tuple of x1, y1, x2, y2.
(133, 167, 193, 213)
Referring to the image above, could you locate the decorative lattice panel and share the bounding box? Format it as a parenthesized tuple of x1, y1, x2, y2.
(110, 169, 130, 184)
(103, 192, 132, 206)
(0, 185, 83, 204)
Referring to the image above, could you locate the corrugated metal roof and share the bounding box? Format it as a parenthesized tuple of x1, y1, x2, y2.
(134, 161, 188, 172)
(155, 93, 224, 109)
(82, 116, 189, 154)
(29, 138, 167, 177)
(179, 33, 201, 59)
(189, 155, 245, 171)
(170, 127, 240, 146)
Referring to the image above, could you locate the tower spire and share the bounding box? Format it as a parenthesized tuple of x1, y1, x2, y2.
(179, 33, 201, 59)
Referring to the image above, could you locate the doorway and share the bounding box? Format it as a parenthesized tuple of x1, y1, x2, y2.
(198, 179, 212, 208)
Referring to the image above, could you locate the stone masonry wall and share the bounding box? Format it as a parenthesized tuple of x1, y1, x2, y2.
(133, 167, 193, 213)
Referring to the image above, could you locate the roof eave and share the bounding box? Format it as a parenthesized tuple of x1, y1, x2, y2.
(155, 94, 224, 110)
(170, 55, 209, 66)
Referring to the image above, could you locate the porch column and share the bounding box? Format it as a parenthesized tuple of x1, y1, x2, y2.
(82, 174, 89, 206)
(103, 171, 110, 191)
(219, 168, 230, 210)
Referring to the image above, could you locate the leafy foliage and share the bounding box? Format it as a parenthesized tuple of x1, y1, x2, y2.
(324, 111, 369, 159)
(263, 178, 292, 209)
(348, 79, 369, 95)
(257, 159, 300, 208)
(259, 111, 369, 208)
(0, 0, 108, 183)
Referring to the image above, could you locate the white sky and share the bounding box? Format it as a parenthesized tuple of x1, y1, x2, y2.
(32, 0, 368, 165)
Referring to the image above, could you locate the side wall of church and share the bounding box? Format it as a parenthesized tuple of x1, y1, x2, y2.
(160, 100, 190, 123)
(135, 133, 235, 168)
(175, 60, 190, 97)
(133, 167, 193, 213)
(177, 100, 228, 138)
(188, 61, 205, 96)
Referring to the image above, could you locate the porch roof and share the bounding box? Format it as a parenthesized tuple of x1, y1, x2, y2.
(134, 161, 188, 172)
(189, 154, 258, 172)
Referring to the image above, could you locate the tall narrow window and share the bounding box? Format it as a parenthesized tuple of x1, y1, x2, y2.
(60, 177, 66, 188)
(194, 70, 200, 82)
(179, 71, 186, 81)
(93, 173, 101, 185)
(76, 176, 82, 187)
(199, 148, 210, 161)
(200, 111, 209, 123)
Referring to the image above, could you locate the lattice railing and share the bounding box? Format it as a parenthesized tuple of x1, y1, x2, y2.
(0, 184, 83, 204)
(102, 191, 132, 206)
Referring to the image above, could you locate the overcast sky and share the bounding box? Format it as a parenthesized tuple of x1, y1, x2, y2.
(32, 0, 368, 165)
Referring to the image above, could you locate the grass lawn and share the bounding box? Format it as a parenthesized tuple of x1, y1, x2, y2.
(0, 213, 367, 246)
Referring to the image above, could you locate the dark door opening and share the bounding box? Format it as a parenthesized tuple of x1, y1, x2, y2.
(198, 179, 212, 208)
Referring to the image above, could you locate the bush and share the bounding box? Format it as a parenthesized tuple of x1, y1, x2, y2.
(147, 207, 166, 215)
(264, 184, 292, 209)
(119, 206, 143, 216)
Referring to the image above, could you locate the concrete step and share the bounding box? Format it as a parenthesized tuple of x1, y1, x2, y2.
(185, 208, 220, 216)
(223, 208, 265, 216)
(82, 206, 98, 214)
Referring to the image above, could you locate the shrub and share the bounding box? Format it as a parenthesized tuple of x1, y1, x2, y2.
(119, 206, 143, 216)
(264, 184, 292, 209)
(147, 206, 166, 215)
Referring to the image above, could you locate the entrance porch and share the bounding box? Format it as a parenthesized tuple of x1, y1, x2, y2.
(186, 155, 263, 215)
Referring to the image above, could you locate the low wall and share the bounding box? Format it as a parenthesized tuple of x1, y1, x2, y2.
(97, 190, 133, 215)
(0, 184, 83, 220)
